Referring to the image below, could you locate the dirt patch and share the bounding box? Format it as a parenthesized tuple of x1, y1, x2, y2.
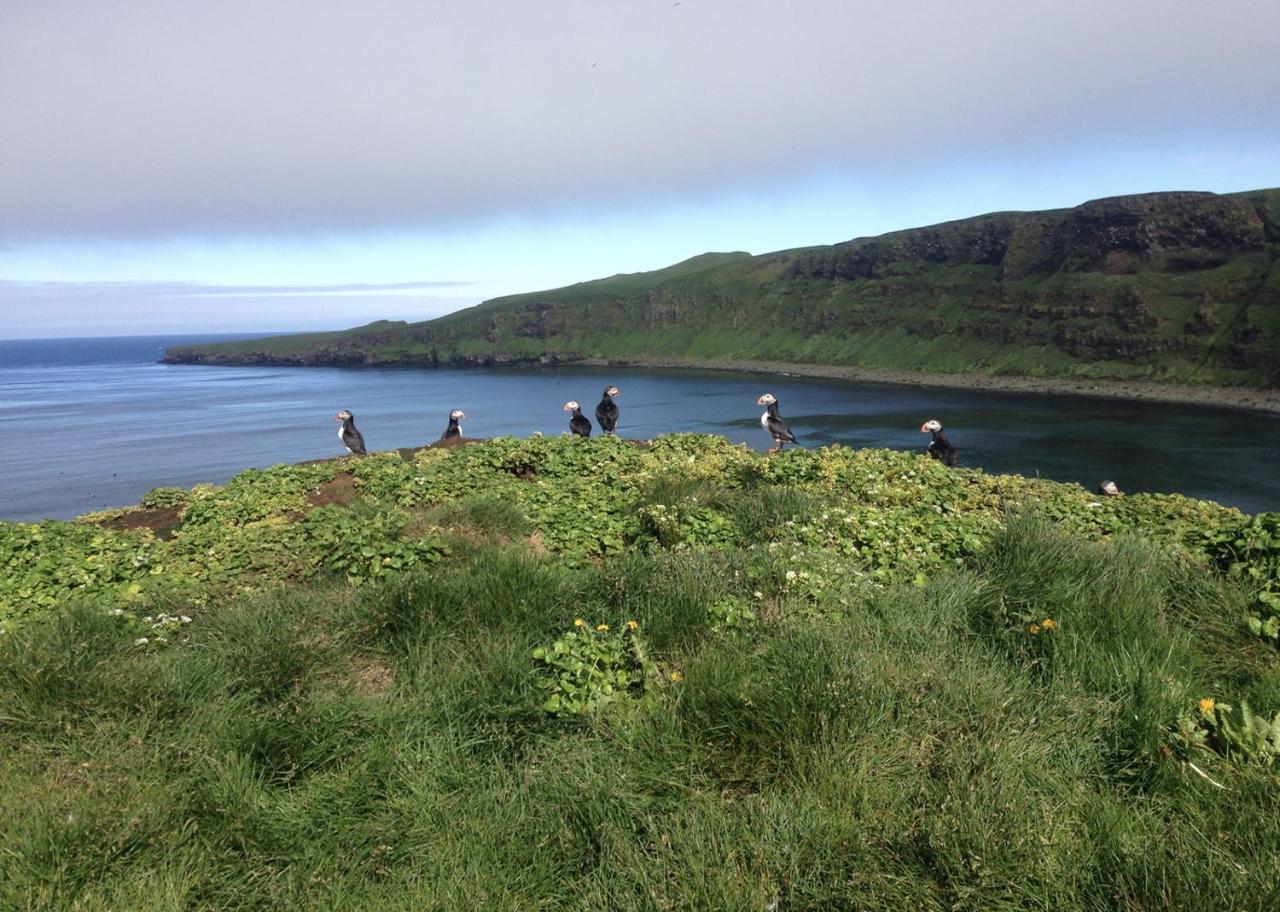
(352, 660, 395, 697)
(98, 506, 183, 539)
(307, 473, 358, 508)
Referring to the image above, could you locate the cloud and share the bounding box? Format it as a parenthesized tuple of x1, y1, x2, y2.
(1, 0, 1278, 240)
(0, 280, 478, 337)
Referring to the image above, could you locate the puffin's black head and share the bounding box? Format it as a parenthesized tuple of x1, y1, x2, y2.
(336, 410, 353, 422)
(920, 419, 942, 433)
(757, 393, 777, 406)
(449, 409, 465, 421)
(603, 386, 619, 398)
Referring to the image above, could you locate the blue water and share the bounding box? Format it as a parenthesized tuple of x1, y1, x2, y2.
(1, 334, 1278, 521)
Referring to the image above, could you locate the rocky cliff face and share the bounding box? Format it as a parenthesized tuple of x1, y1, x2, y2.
(164, 189, 1280, 388)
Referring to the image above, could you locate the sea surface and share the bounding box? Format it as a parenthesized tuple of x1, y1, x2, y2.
(2, 334, 1278, 521)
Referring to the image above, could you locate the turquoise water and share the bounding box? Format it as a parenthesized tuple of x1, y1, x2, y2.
(1, 334, 1277, 521)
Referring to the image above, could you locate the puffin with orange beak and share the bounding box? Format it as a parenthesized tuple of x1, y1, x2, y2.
(442, 408, 466, 440)
(335, 410, 367, 456)
(595, 386, 620, 435)
(564, 401, 592, 437)
(920, 419, 958, 466)
(757, 393, 797, 453)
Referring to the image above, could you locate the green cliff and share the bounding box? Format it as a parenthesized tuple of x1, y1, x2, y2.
(165, 189, 1280, 387)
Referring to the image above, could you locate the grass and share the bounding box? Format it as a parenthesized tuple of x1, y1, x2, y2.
(3, 506, 1280, 909)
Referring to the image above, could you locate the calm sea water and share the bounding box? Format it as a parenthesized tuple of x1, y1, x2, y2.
(1, 334, 1277, 521)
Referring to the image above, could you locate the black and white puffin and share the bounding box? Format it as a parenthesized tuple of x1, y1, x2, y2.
(920, 419, 958, 467)
(564, 400, 592, 437)
(442, 408, 466, 440)
(595, 386, 620, 435)
(335, 410, 367, 456)
(1097, 480, 1122, 497)
(756, 393, 798, 452)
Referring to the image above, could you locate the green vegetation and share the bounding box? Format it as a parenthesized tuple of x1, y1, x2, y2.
(167, 189, 1280, 389)
(3, 435, 1280, 909)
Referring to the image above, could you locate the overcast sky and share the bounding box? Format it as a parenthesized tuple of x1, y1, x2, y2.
(2, 0, 1278, 338)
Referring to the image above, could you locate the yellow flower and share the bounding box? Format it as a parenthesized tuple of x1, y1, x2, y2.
(626, 620, 639, 631)
(1029, 624, 1041, 635)
(669, 670, 684, 682)
(1198, 697, 1216, 714)
(597, 624, 609, 632)
(573, 618, 585, 627)
(1042, 618, 1057, 631)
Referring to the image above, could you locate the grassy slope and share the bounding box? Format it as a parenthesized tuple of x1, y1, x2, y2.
(3, 435, 1280, 909)
(166, 190, 1280, 388)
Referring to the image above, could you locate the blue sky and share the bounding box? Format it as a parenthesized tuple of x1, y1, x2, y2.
(1, 0, 1277, 338)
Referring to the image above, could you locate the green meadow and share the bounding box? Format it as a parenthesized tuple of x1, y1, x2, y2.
(3, 435, 1279, 909)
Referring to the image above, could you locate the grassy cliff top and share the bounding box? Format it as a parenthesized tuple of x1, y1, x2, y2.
(3, 435, 1280, 907)
(166, 188, 1280, 390)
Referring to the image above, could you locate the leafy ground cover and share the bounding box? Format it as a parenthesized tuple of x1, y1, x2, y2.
(2, 435, 1279, 909)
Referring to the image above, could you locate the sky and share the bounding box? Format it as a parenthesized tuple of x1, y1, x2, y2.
(1, 0, 1278, 339)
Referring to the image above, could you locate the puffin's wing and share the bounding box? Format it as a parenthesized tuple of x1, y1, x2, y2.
(595, 401, 618, 430)
(348, 427, 367, 454)
(765, 414, 796, 443)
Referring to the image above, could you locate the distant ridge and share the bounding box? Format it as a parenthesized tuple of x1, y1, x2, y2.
(165, 189, 1280, 390)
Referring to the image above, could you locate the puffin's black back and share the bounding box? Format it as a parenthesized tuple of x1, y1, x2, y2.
(596, 392, 619, 434)
(927, 431, 958, 467)
(569, 408, 592, 437)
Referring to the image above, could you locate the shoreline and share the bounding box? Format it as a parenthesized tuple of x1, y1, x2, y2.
(572, 357, 1280, 414)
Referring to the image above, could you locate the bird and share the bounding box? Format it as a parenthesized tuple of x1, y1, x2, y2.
(756, 393, 797, 452)
(1097, 480, 1122, 496)
(564, 400, 592, 437)
(595, 386, 620, 435)
(335, 410, 367, 456)
(442, 408, 466, 440)
(920, 419, 959, 467)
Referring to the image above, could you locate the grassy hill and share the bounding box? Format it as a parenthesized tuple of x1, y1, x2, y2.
(3, 434, 1280, 908)
(166, 189, 1280, 388)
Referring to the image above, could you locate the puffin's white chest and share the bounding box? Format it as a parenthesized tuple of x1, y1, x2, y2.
(760, 411, 770, 429)
(338, 425, 347, 444)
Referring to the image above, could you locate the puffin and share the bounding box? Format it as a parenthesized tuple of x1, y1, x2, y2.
(442, 408, 466, 440)
(1097, 480, 1122, 497)
(564, 400, 592, 437)
(335, 410, 367, 456)
(920, 419, 959, 467)
(756, 393, 798, 452)
(595, 386, 620, 435)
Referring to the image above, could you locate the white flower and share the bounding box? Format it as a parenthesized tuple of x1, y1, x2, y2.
(180, 616, 192, 624)
(110, 608, 125, 617)
(134, 637, 149, 646)
(142, 616, 153, 623)
(752, 591, 763, 600)
(785, 570, 798, 581)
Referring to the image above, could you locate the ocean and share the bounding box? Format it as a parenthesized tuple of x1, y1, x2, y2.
(1, 334, 1277, 521)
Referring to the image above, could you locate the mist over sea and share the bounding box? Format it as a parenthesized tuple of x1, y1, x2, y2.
(1, 334, 1278, 521)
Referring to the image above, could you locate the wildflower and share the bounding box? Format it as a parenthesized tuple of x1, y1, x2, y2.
(626, 620, 639, 631)
(110, 608, 125, 617)
(785, 570, 798, 581)
(597, 624, 609, 632)
(574, 618, 586, 627)
(669, 670, 684, 682)
(134, 637, 149, 646)
(1198, 697, 1216, 715)
(1041, 618, 1057, 631)
(752, 591, 763, 600)
(180, 616, 192, 624)
(1029, 624, 1041, 635)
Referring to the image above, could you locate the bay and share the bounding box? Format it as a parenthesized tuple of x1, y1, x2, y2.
(1, 334, 1277, 521)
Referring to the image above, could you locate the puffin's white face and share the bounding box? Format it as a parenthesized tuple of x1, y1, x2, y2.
(563, 401, 579, 411)
(921, 419, 942, 433)
(757, 393, 776, 406)
(1101, 481, 1120, 496)
(450, 409, 465, 420)
(606, 386, 620, 397)
(336, 410, 352, 422)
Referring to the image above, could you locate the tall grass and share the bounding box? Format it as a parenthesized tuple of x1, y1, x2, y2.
(3, 517, 1279, 909)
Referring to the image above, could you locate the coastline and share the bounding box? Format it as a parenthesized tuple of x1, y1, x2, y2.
(572, 357, 1280, 415)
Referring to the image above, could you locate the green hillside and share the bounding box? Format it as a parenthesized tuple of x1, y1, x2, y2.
(3, 435, 1280, 907)
(166, 189, 1280, 388)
